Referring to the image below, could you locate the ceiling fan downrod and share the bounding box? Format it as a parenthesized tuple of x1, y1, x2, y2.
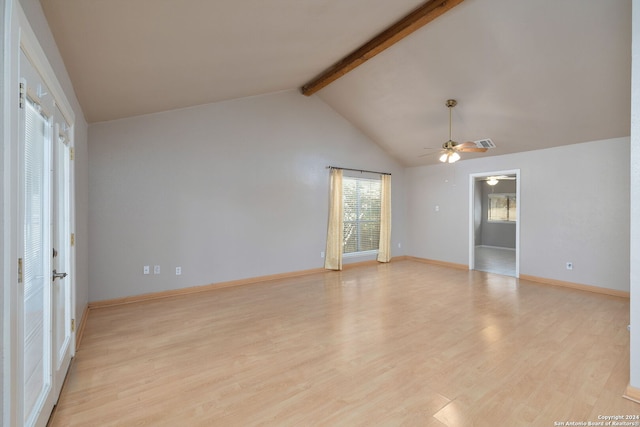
(446, 99, 457, 149)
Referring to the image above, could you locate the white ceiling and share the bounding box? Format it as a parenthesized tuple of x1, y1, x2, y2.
(41, 0, 631, 166)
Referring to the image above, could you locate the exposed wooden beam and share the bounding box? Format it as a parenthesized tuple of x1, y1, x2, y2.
(300, 0, 465, 96)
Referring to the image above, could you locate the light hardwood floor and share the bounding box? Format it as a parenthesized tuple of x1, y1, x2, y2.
(49, 261, 638, 426)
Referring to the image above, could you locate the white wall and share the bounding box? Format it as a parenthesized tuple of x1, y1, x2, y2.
(18, 0, 90, 323)
(88, 90, 406, 302)
(407, 137, 630, 292)
(629, 0, 639, 391)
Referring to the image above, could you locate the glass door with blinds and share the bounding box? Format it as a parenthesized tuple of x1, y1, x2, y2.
(18, 45, 74, 427)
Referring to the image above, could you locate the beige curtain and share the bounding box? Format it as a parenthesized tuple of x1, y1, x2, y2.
(377, 174, 392, 263)
(324, 168, 343, 270)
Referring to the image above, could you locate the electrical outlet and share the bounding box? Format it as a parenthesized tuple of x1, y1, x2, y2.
(321, 251, 325, 258)
(176, 267, 182, 276)
(154, 265, 160, 274)
(566, 262, 573, 270)
(143, 266, 150, 275)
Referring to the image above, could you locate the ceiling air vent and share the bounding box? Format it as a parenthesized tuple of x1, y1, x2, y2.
(474, 138, 496, 149)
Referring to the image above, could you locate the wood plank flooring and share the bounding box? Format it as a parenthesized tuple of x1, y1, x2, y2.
(49, 260, 639, 426)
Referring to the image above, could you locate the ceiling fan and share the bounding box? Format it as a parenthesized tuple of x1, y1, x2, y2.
(422, 99, 491, 163)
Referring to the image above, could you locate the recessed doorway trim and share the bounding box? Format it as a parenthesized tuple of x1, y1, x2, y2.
(468, 169, 520, 278)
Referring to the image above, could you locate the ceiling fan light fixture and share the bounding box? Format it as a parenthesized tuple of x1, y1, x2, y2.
(487, 177, 499, 186)
(439, 151, 461, 163)
(426, 99, 489, 164)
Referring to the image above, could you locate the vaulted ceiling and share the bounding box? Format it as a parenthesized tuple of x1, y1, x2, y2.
(41, 0, 631, 166)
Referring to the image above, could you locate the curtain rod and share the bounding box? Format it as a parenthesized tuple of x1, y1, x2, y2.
(327, 166, 391, 176)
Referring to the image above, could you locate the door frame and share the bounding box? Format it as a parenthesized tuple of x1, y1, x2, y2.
(468, 169, 520, 278)
(51, 122, 74, 399)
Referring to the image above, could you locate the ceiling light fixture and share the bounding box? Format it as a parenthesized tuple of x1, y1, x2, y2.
(439, 100, 465, 164)
(487, 177, 499, 186)
(427, 99, 489, 164)
(439, 151, 461, 163)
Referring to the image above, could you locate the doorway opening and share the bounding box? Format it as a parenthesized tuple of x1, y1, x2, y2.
(469, 170, 520, 277)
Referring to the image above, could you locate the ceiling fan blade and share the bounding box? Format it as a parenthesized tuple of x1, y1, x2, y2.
(457, 147, 488, 153)
(453, 142, 488, 153)
(453, 141, 479, 150)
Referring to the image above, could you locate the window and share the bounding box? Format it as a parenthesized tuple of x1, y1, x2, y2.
(343, 177, 381, 254)
(488, 193, 517, 222)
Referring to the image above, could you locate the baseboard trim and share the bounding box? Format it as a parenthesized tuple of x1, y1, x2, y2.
(624, 384, 640, 404)
(75, 304, 90, 351)
(89, 258, 407, 309)
(519, 274, 630, 299)
(89, 267, 328, 309)
(405, 256, 468, 271)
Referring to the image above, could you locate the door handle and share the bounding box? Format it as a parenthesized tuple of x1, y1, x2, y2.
(52, 270, 67, 281)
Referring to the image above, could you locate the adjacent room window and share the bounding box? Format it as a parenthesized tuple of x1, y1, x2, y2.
(488, 193, 517, 222)
(343, 177, 381, 254)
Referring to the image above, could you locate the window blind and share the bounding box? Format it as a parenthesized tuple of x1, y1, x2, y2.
(343, 177, 381, 254)
(23, 99, 49, 418)
(488, 193, 517, 222)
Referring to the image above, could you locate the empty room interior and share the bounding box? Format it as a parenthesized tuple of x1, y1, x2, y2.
(2, 0, 640, 426)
